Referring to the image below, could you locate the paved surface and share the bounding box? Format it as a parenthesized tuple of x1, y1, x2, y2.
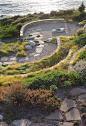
(78, 94, 86, 103)
(69, 87, 86, 95)
(59, 122, 73, 126)
(65, 108, 81, 121)
(24, 22, 81, 41)
(60, 98, 77, 112)
(46, 110, 62, 120)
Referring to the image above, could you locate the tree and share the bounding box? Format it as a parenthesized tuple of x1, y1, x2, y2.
(78, 2, 85, 13)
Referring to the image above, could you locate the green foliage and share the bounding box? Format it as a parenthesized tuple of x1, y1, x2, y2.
(0, 41, 28, 58)
(16, 50, 27, 57)
(81, 20, 86, 25)
(39, 14, 49, 19)
(34, 40, 39, 43)
(73, 121, 79, 126)
(73, 33, 86, 46)
(77, 28, 84, 36)
(27, 37, 34, 40)
(37, 34, 40, 37)
(81, 113, 86, 118)
(78, 2, 85, 13)
(0, 25, 18, 40)
(50, 85, 57, 90)
(21, 70, 84, 89)
(79, 50, 86, 60)
(64, 81, 71, 88)
(40, 85, 45, 89)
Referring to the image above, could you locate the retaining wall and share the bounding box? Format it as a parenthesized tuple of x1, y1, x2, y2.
(20, 19, 64, 39)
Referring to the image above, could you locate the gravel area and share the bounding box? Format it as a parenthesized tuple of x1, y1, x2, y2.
(25, 43, 57, 62)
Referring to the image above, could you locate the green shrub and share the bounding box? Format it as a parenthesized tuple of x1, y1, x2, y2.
(37, 34, 40, 37)
(79, 50, 86, 60)
(0, 25, 18, 40)
(81, 113, 86, 118)
(77, 28, 84, 36)
(50, 85, 57, 91)
(39, 14, 49, 19)
(27, 37, 34, 40)
(61, 118, 64, 122)
(29, 34, 32, 36)
(64, 81, 71, 88)
(73, 121, 79, 126)
(21, 70, 84, 89)
(34, 40, 39, 43)
(16, 50, 27, 57)
(81, 20, 86, 25)
(73, 33, 86, 46)
(40, 85, 45, 89)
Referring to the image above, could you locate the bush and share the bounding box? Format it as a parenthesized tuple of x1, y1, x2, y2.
(73, 33, 86, 46)
(77, 28, 84, 36)
(81, 113, 86, 118)
(26, 89, 61, 112)
(1, 83, 28, 106)
(16, 50, 27, 57)
(50, 85, 57, 91)
(21, 70, 84, 89)
(64, 81, 71, 88)
(27, 37, 34, 40)
(79, 50, 86, 60)
(81, 20, 86, 25)
(39, 14, 49, 19)
(73, 121, 79, 126)
(0, 25, 18, 40)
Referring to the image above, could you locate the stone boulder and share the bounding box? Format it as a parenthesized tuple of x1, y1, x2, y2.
(10, 119, 31, 126)
(25, 45, 32, 50)
(28, 40, 36, 47)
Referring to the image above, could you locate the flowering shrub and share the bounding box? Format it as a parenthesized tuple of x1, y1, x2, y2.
(26, 89, 60, 112)
(1, 83, 28, 106)
(0, 84, 61, 112)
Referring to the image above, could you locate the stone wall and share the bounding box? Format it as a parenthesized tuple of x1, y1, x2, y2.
(20, 19, 64, 39)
